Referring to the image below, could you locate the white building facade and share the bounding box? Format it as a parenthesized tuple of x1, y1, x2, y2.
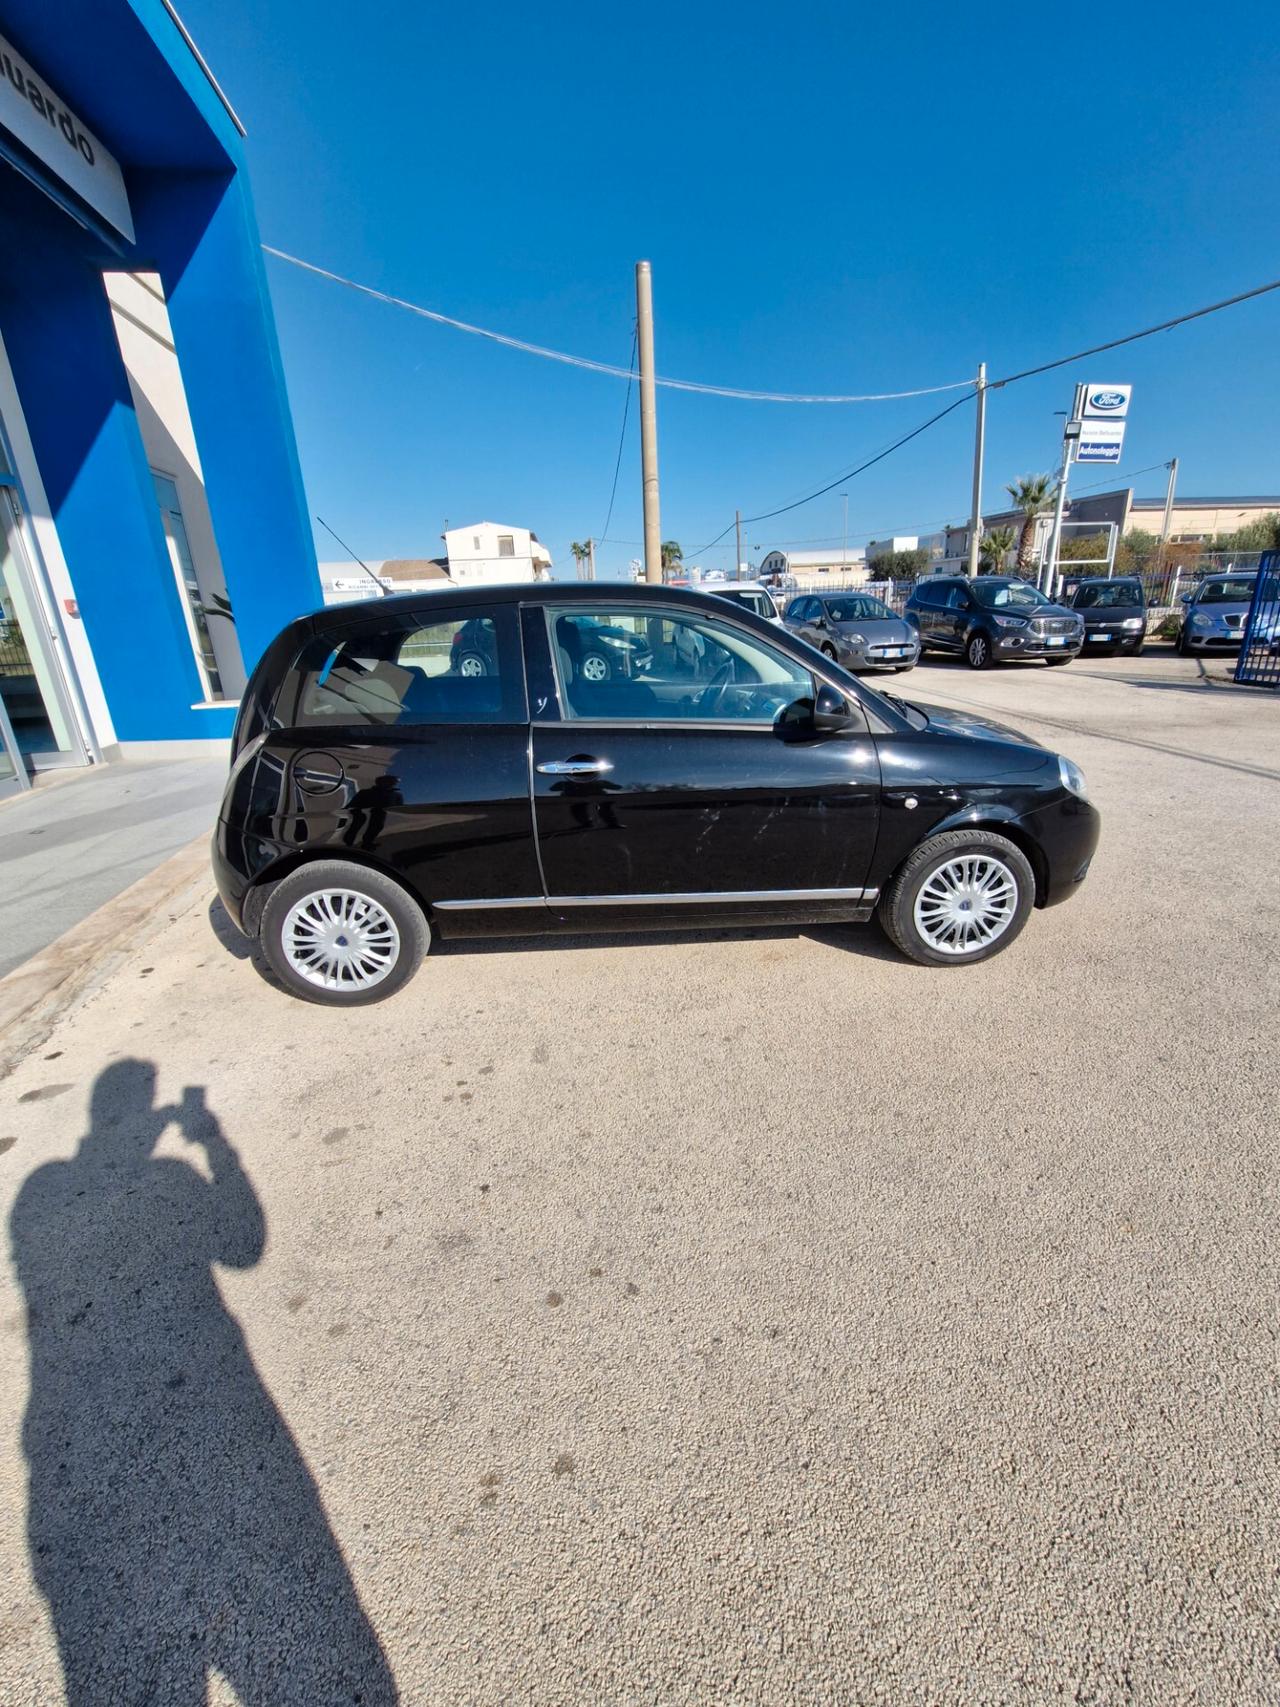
(442, 522, 552, 586)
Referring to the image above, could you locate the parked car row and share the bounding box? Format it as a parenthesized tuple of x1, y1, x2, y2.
(214, 582, 1099, 1004)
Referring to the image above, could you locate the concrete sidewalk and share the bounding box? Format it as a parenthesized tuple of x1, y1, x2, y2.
(0, 757, 226, 981)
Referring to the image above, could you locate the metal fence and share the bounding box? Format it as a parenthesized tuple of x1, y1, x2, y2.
(1234, 551, 1280, 687)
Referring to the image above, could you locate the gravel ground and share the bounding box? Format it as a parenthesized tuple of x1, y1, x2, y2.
(0, 651, 1277, 1706)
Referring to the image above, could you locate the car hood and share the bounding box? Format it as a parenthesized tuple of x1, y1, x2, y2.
(905, 701, 1046, 751)
(833, 617, 913, 641)
(1191, 601, 1252, 618)
(1078, 605, 1143, 622)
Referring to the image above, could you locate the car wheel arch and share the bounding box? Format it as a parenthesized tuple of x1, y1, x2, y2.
(889, 807, 1049, 909)
(240, 848, 430, 937)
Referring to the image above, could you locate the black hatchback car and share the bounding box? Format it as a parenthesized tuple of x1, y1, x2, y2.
(905, 575, 1084, 668)
(213, 583, 1100, 1004)
(1064, 576, 1148, 655)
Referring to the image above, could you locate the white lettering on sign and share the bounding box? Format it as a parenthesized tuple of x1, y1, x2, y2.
(0, 32, 133, 242)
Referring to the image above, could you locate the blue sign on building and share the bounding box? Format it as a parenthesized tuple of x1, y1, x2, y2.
(0, 0, 319, 795)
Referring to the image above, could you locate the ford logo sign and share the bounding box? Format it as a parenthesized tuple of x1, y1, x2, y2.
(1089, 389, 1126, 410)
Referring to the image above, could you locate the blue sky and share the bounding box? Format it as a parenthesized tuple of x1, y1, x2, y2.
(181, 0, 1280, 576)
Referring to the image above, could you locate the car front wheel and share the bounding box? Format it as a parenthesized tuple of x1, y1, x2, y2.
(966, 632, 992, 669)
(259, 860, 429, 1005)
(879, 831, 1035, 967)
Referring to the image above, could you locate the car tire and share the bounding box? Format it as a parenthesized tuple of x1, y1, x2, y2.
(892, 663, 915, 672)
(1176, 629, 1192, 655)
(457, 652, 489, 677)
(966, 632, 992, 669)
(821, 643, 838, 660)
(1045, 655, 1073, 666)
(258, 860, 429, 1006)
(879, 830, 1035, 968)
(579, 651, 612, 684)
(1130, 640, 1145, 656)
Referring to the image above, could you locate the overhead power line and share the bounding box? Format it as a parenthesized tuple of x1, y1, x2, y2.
(990, 277, 1280, 388)
(598, 328, 637, 548)
(262, 246, 971, 404)
(692, 392, 974, 554)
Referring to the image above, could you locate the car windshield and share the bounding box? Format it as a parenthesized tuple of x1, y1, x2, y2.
(1197, 577, 1257, 604)
(718, 588, 776, 618)
(1073, 582, 1143, 609)
(970, 580, 1050, 611)
(826, 597, 893, 621)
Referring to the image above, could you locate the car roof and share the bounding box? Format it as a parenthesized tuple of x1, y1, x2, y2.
(1071, 574, 1141, 583)
(303, 578, 781, 631)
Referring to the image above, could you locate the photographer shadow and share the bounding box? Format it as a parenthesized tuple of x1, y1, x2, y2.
(10, 1060, 397, 1705)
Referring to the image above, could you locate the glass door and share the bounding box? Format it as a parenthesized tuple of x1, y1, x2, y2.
(0, 453, 87, 773)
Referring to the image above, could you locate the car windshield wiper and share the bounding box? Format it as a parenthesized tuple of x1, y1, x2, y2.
(878, 689, 927, 728)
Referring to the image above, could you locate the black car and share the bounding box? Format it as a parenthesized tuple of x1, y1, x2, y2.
(905, 575, 1084, 669)
(1063, 576, 1147, 655)
(213, 583, 1100, 1004)
(783, 592, 920, 673)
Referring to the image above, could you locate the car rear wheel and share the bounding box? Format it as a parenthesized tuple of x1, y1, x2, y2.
(457, 652, 488, 677)
(879, 830, 1034, 967)
(259, 860, 429, 1006)
(966, 632, 992, 669)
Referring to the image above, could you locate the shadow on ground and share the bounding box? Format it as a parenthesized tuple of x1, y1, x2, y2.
(10, 1060, 398, 1704)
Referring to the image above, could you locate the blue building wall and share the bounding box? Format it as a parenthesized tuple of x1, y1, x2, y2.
(0, 0, 319, 744)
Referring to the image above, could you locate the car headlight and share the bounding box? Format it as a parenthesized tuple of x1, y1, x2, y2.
(1191, 613, 1212, 629)
(1121, 617, 1144, 630)
(842, 631, 866, 645)
(992, 615, 1026, 628)
(1057, 754, 1088, 799)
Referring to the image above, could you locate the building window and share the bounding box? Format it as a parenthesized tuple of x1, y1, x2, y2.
(473, 535, 481, 550)
(497, 535, 515, 557)
(152, 472, 224, 699)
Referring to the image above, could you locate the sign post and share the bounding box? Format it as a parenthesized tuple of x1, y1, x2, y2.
(1041, 383, 1132, 596)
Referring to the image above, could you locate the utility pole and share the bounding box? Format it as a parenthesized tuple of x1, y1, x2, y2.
(1160, 456, 1179, 545)
(966, 362, 987, 577)
(735, 510, 743, 580)
(587, 537, 596, 581)
(635, 261, 662, 583)
(1042, 382, 1084, 598)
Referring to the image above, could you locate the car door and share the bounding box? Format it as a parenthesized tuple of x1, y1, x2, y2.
(783, 595, 814, 643)
(940, 582, 974, 650)
(256, 601, 542, 917)
(525, 601, 882, 930)
(913, 582, 947, 647)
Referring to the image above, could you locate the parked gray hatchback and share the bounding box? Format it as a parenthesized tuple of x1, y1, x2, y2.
(1176, 571, 1260, 654)
(783, 592, 919, 673)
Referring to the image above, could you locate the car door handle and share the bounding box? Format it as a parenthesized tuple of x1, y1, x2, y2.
(536, 758, 613, 775)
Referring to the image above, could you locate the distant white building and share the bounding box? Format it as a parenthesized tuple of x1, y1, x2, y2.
(866, 532, 945, 565)
(443, 521, 552, 585)
(758, 546, 868, 588)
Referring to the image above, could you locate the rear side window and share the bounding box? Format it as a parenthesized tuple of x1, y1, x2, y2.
(278, 606, 524, 728)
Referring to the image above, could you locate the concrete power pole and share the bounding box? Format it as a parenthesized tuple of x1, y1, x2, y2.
(587, 537, 596, 581)
(635, 261, 662, 583)
(1160, 457, 1179, 546)
(966, 362, 987, 577)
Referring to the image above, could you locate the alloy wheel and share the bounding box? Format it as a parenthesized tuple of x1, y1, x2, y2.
(968, 634, 988, 668)
(281, 888, 402, 992)
(913, 854, 1018, 956)
(581, 653, 610, 683)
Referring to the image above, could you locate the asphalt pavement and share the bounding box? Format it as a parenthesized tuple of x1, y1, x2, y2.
(1, 649, 1277, 1705)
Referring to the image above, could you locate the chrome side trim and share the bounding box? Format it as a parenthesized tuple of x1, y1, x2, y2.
(435, 887, 878, 911)
(434, 896, 549, 910)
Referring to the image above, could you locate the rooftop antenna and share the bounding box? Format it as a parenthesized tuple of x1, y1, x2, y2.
(315, 514, 387, 595)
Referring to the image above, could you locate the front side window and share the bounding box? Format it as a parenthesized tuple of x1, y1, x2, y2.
(283, 606, 522, 728)
(549, 606, 812, 724)
(945, 584, 972, 610)
(970, 580, 1049, 611)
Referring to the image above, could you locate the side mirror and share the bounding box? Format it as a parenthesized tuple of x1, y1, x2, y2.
(1180, 593, 1191, 605)
(813, 680, 855, 732)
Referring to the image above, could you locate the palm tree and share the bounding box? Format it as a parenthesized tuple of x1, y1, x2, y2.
(979, 525, 1016, 575)
(1005, 474, 1058, 575)
(570, 541, 590, 579)
(660, 540, 684, 574)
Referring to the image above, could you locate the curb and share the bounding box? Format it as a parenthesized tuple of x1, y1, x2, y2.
(0, 835, 212, 1079)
